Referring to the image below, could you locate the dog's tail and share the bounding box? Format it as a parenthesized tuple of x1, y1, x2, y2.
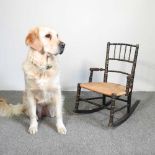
(0, 98, 26, 117)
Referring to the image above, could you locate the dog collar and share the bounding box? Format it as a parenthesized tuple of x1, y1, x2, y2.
(30, 52, 54, 71)
(44, 54, 53, 70)
(30, 60, 53, 71)
(39, 64, 53, 70)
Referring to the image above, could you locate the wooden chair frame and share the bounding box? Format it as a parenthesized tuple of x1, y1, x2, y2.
(74, 42, 140, 127)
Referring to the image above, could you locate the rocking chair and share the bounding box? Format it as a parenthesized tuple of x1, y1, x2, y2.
(74, 42, 140, 127)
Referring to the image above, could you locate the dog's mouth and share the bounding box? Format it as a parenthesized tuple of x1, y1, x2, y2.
(46, 52, 59, 57)
(45, 42, 65, 56)
(47, 52, 52, 57)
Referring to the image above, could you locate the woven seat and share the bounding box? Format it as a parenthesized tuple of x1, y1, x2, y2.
(80, 82, 127, 96)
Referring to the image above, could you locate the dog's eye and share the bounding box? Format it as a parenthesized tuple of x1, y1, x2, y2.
(45, 34, 52, 40)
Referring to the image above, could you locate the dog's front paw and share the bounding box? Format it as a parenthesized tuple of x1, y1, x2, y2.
(57, 123, 67, 135)
(28, 125, 38, 134)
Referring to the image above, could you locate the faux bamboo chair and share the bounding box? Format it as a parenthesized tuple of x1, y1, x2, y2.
(74, 42, 140, 127)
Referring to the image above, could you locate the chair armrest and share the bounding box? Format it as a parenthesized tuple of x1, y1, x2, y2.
(90, 68, 105, 72)
(89, 68, 105, 82)
(126, 74, 134, 95)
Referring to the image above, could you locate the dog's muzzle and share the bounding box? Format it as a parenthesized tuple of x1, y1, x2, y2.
(59, 41, 65, 54)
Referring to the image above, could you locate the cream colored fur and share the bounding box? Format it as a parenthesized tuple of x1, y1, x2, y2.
(0, 98, 25, 117)
(0, 26, 67, 135)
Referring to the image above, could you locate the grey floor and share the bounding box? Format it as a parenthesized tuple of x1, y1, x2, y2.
(0, 91, 155, 155)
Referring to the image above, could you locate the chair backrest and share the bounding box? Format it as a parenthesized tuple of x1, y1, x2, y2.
(103, 42, 139, 90)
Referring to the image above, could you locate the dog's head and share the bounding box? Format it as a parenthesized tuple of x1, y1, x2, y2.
(25, 27, 65, 55)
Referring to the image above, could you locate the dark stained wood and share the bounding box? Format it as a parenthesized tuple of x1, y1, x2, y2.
(74, 42, 140, 127)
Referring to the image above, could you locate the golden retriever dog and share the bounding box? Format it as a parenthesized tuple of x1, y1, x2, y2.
(0, 26, 67, 135)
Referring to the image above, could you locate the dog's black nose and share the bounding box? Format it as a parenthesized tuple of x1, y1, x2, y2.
(59, 42, 65, 49)
(59, 42, 65, 54)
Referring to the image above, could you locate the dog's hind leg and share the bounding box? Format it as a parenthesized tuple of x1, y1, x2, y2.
(48, 102, 56, 118)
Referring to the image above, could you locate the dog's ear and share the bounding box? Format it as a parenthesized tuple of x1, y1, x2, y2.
(25, 28, 43, 52)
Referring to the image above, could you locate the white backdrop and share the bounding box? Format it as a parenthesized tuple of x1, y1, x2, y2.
(0, 0, 155, 91)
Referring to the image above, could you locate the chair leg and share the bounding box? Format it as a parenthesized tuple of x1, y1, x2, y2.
(74, 83, 81, 112)
(74, 84, 106, 114)
(112, 100, 140, 127)
(127, 93, 132, 113)
(102, 95, 106, 105)
(108, 94, 116, 127)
